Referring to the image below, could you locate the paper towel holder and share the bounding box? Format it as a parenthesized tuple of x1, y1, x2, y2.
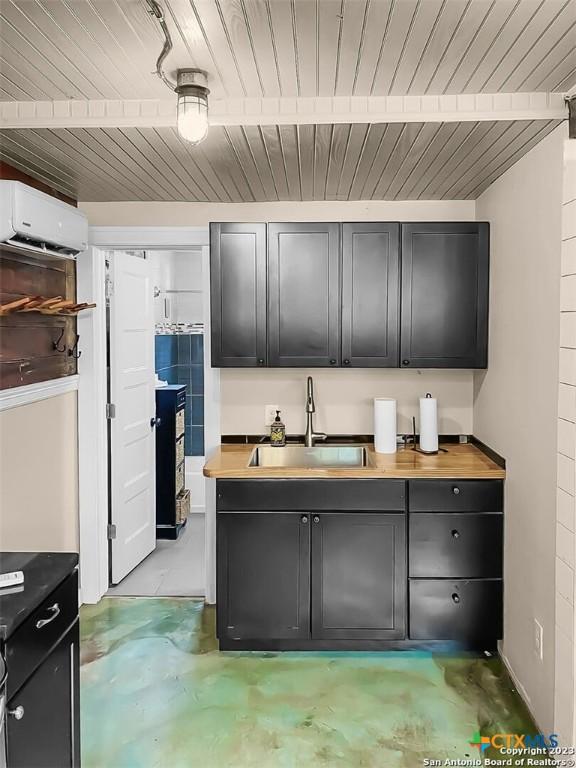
(411, 414, 448, 455)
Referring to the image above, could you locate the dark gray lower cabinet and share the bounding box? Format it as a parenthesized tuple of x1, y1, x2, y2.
(6, 622, 80, 768)
(216, 478, 503, 649)
(409, 579, 503, 642)
(312, 513, 405, 640)
(217, 512, 310, 640)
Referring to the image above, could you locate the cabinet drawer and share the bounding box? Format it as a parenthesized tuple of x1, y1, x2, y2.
(409, 513, 503, 578)
(409, 578, 502, 642)
(408, 480, 503, 512)
(217, 479, 406, 512)
(6, 570, 78, 697)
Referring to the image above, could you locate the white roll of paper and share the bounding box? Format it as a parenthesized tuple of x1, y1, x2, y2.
(419, 393, 438, 453)
(374, 398, 397, 454)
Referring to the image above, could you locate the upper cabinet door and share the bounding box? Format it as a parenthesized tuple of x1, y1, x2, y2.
(210, 223, 267, 367)
(400, 223, 489, 368)
(341, 223, 400, 367)
(268, 223, 341, 367)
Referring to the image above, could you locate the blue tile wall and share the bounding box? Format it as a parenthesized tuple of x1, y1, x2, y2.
(155, 334, 204, 457)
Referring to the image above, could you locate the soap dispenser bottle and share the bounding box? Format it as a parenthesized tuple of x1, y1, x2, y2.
(270, 410, 286, 447)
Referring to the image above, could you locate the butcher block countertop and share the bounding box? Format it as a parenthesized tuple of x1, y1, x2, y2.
(203, 442, 506, 479)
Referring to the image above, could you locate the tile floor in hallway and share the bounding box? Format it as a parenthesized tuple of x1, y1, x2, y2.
(80, 597, 546, 768)
(106, 514, 204, 597)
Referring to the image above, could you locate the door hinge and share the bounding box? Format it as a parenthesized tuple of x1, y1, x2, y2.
(105, 274, 114, 304)
(106, 403, 116, 419)
(107, 524, 117, 540)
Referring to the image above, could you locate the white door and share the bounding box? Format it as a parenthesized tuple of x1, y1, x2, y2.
(109, 251, 156, 584)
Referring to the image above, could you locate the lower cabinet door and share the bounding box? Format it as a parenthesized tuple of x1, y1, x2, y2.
(6, 620, 80, 768)
(409, 579, 503, 642)
(311, 513, 406, 640)
(217, 512, 311, 639)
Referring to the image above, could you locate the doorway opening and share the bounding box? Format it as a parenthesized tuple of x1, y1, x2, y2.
(105, 247, 206, 598)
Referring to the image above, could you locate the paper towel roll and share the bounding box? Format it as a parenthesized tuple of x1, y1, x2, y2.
(419, 393, 438, 453)
(374, 398, 397, 454)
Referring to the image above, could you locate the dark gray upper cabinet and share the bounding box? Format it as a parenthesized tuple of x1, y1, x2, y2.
(341, 222, 400, 367)
(210, 221, 489, 369)
(400, 222, 489, 368)
(268, 222, 341, 367)
(210, 222, 267, 367)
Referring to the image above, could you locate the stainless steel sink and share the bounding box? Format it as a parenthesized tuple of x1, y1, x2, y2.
(248, 445, 369, 468)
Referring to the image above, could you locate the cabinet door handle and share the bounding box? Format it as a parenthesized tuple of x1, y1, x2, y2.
(402, 359, 410, 366)
(313, 516, 320, 524)
(452, 486, 460, 495)
(258, 358, 265, 366)
(36, 602, 60, 629)
(343, 359, 350, 365)
(329, 359, 336, 365)
(451, 529, 460, 539)
(451, 593, 460, 604)
(8, 705, 24, 720)
(301, 515, 308, 524)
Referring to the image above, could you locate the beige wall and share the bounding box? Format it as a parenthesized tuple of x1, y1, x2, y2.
(82, 198, 477, 438)
(0, 392, 79, 552)
(80, 199, 475, 226)
(474, 124, 566, 732)
(221, 368, 473, 435)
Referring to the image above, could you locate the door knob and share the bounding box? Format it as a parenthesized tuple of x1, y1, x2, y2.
(258, 358, 265, 365)
(343, 359, 350, 365)
(451, 593, 460, 604)
(301, 515, 308, 524)
(451, 529, 460, 539)
(9, 705, 24, 720)
(452, 486, 460, 495)
(402, 359, 410, 366)
(313, 516, 320, 523)
(150, 417, 158, 429)
(329, 359, 336, 365)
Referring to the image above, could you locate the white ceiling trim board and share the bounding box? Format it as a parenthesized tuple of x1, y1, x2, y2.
(0, 92, 568, 130)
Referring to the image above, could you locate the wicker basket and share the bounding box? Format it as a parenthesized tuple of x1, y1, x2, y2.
(176, 488, 190, 524)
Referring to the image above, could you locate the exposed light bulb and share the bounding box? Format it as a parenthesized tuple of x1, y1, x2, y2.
(175, 69, 210, 145)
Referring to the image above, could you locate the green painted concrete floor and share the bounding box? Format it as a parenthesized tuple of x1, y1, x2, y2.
(80, 598, 544, 768)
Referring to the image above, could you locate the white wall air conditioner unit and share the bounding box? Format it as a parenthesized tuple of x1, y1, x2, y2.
(0, 180, 88, 258)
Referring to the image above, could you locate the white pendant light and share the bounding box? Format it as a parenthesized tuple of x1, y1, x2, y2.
(175, 69, 210, 145)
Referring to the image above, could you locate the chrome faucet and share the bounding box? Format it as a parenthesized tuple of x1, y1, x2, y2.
(304, 376, 327, 447)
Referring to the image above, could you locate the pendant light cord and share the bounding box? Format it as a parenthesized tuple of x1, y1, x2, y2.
(145, 0, 176, 91)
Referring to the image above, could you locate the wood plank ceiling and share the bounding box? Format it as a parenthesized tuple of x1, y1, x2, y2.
(1, 0, 574, 101)
(0, 0, 574, 202)
(0, 120, 562, 201)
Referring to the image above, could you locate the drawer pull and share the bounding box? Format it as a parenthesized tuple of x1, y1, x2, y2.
(9, 705, 25, 720)
(451, 593, 460, 604)
(36, 602, 60, 629)
(301, 515, 308, 524)
(451, 529, 460, 539)
(452, 486, 460, 495)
